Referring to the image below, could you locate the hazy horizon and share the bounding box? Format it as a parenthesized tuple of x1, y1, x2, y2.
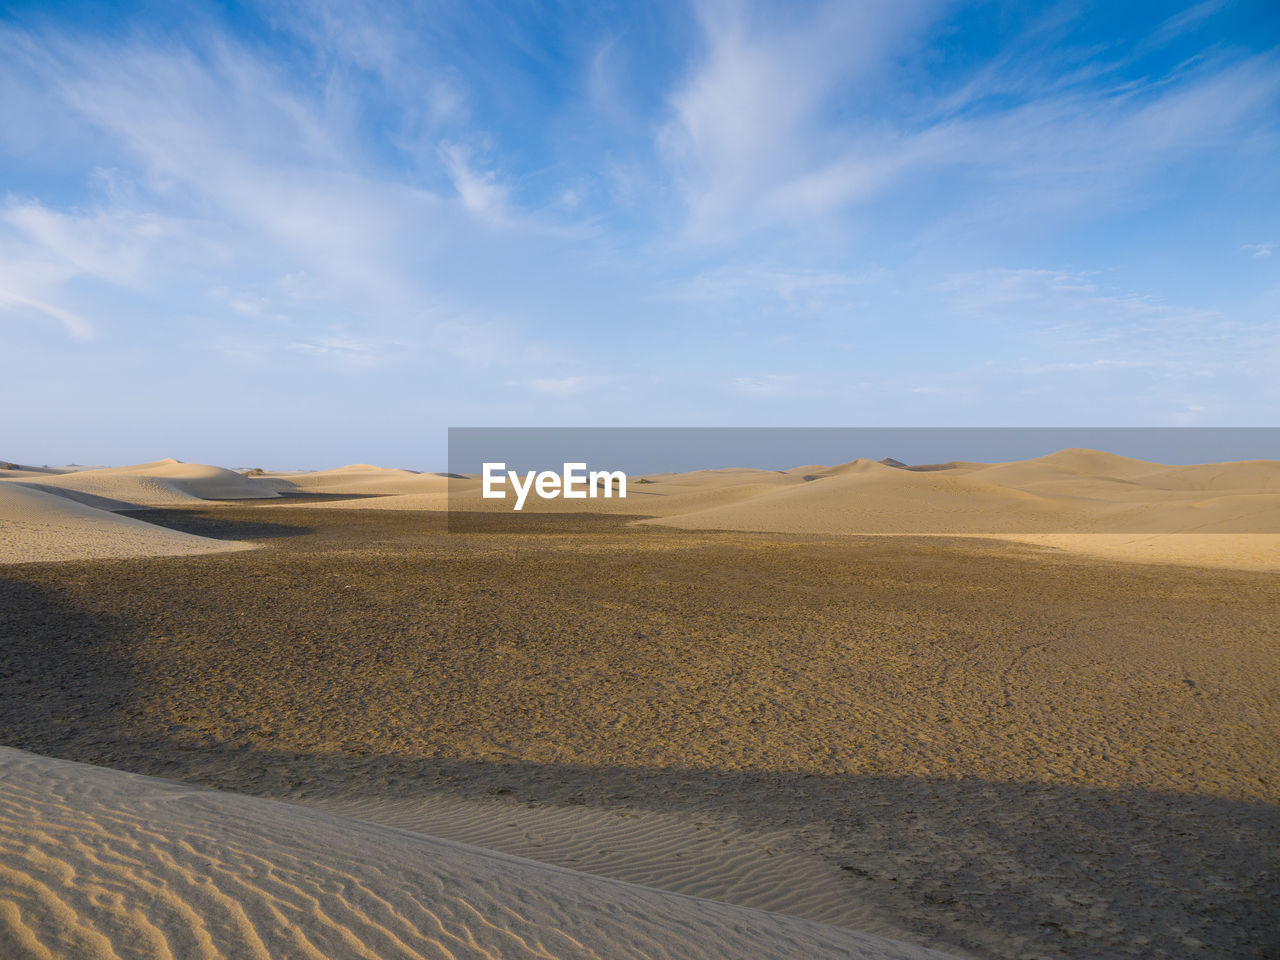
(7, 426, 1279, 475)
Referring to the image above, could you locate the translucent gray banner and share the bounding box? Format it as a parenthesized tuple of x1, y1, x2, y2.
(449, 427, 1278, 475)
(446, 427, 1279, 534)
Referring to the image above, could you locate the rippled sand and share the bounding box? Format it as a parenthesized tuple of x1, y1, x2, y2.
(0, 747, 948, 960)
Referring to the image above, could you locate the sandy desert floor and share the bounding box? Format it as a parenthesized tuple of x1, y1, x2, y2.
(2, 502, 1277, 959)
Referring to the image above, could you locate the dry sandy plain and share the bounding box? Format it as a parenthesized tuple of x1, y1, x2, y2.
(0, 451, 1277, 959)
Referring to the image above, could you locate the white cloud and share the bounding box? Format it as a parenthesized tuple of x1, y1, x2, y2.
(279, 271, 329, 300)
(1148, 0, 1229, 45)
(0, 260, 93, 339)
(14, 34, 439, 316)
(289, 336, 379, 365)
(0, 197, 191, 340)
(1244, 242, 1273, 258)
(427, 316, 529, 368)
(660, 0, 940, 239)
(440, 143, 508, 217)
(529, 376, 593, 396)
(941, 267, 1268, 380)
(659, 2, 1280, 242)
(729, 373, 793, 396)
(0, 24, 577, 373)
(943, 267, 1208, 332)
(678, 265, 875, 302)
(2, 199, 181, 288)
(206, 285, 289, 322)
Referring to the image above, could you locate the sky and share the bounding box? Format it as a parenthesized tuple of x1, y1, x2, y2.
(1, 0, 1278, 469)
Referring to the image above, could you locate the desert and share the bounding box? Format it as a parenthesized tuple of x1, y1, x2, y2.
(7, 4, 1277, 956)
(1, 450, 1277, 959)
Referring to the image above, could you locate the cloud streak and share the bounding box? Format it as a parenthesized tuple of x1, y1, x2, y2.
(659, 2, 1280, 242)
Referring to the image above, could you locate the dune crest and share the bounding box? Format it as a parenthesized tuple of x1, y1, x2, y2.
(10, 459, 280, 507)
(0, 483, 253, 564)
(632, 450, 1280, 569)
(263, 465, 448, 496)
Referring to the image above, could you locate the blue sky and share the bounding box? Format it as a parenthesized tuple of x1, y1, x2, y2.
(1, 0, 1277, 468)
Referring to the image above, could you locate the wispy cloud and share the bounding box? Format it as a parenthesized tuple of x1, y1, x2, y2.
(0, 18, 576, 376)
(729, 373, 794, 397)
(941, 267, 1271, 382)
(440, 142, 509, 217)
(289, 336, 380, 365)
(0, 260, 93, 338)
(1148, 0, 1230, 45)
(660, 0, 941, 239)
(660, 2, 1280, 242)
(677, 265, 876, 302)
(527, 375, 604, 397)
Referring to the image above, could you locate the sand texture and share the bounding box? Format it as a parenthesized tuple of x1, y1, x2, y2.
(0, 482, 254, 564)
(312, 792, 904, 936)
(4, 506, 1277, 959)
(0, 747, 951, 960)
(2, 451, 1276, 956)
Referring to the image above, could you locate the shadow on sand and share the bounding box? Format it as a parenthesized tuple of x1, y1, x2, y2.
(121, 508, 317, 541)
(1, 571, 1277, 960)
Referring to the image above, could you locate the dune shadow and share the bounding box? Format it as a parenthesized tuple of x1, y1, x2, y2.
(0, 573, 1273, 960)
(0, 576, 143, 761)
(121, 508, 316, 540)
(266, 492, 388, 502)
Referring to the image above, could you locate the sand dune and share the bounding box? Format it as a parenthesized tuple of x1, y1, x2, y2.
(642, 462, 1087, 534)
(14, 459, 280, 508)
(1134, 460, 1280, 491)
(632, 451, 1280, 568)
(320, 465, 806, 514)
(263, 465, 451, 496)
(646, 468, 1280, 535)
(1004, 447, 1164, 479)
(0, 463, 71, 479)
(0, 483, 253, 564)
(376, 448, 1279, 569)
(5, 450, 1275, 569)
(989, 532, 1280, 571)
(0, 747, 955, 960)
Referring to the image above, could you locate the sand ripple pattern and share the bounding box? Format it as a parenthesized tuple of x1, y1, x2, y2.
(0, 748, 954, 960)
(314, 794, 904, 936)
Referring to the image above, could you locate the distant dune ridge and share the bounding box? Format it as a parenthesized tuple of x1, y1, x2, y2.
(23, 458, 281, 506)
(1, 449, 1277, 567)
(259, 463, 452, 499)
(0, 747, 955, 960)
(0, 459, 277, 563)
(623, 450, 1280, 570)
(322, 448, 1277, 570)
